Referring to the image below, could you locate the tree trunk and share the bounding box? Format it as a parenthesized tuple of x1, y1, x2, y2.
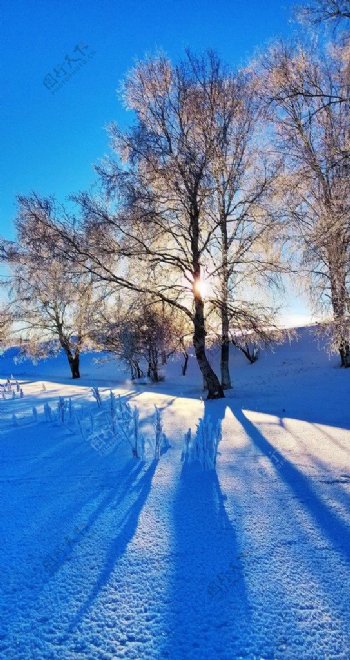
(148, 347, 159, 382)
(339, 342, 350, 367)
(67, 351, 80, 379)
(221, 304, 231, 389)
(193, 295, 224, 399)
(179, 338, 189, 376)
(130, 360, 143, 379)
(181, 351, 189, 376)
(190, 197, 224, 398)
(329, 252, 349, 368)
(149, 366, 159, 382)
(220, 216, 232, 389)
(57, 324, 81, 379)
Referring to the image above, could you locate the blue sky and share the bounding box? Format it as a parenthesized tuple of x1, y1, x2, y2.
(0, 0, 310, 323)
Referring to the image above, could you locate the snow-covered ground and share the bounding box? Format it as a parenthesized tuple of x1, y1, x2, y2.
(1, 327, 350, 659)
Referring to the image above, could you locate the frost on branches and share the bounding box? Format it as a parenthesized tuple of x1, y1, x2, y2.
(2, 202, 101, 379)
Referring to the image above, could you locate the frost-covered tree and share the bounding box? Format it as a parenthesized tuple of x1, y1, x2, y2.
(263, 43, 350, 366)
(0, 308, 12, 349)
(201, 62, 283, 388)
(231, 323, 286, 364)
(81, 52, 228, 397)
(79, 52, 282, 394)
(93, 309, 145, 380)
(3, 197, 100, 378)
(296, 0, 350, 24)
(93, 298, 189, 382)
(30, 53, 233, 397)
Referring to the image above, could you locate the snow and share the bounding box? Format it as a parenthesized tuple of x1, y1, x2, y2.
(0, 327, 350, 658)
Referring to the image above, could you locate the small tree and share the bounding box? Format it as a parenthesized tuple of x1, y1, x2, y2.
(3, 198, 99, 378)
(93, 298, 188, 382)
(91, 302, 145, 380)
(231, 323, 286, 364)
(137, 303, 181, 382)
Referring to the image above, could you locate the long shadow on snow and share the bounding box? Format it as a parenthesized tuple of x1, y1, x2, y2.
(232, 366, 350, 431)
(0, 460, 148, 638)
(0, 406, 155, 631)
(41, 459, 145, 577)
(230, 405, 350, 565)
(277, 418, 350, 511)
(65, 458, 158, 636)
(165, 400, 251, 658)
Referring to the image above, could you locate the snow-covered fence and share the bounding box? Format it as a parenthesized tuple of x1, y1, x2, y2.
(181, 417, 222, 470)
(1, 380, 170, 464)
(91, 386, 102, 407)
(39, 388, 170, 462)
(153, 406, 171, 459)
(85, 393, 170, 461)
(0, 378, 23, 401)
(44, 402, 52, 422)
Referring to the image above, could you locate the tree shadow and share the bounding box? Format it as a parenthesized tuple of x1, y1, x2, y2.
(276, 419, 350, 510)
(41, 459, 145, 577)
(0, 403, 158, 651)
(228, 405, 350, 565)
(165, 400, 251, 658)
(64, 458, 158, 637)
(237, 370, 350, 431)
(219, 402, 350, 654)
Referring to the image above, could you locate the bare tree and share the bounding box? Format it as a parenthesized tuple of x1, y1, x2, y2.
(201, 64, 283, 388)
(296, 0, 350, 24)
(38, 53, 230, 397)
(93, 297, 186, 382)
(3, 199, 99, 378)
(8, 52, 284, 391)
(96, 52, 282, 393)
(263, 43, 350, 366)
(96, 51, 228, 397)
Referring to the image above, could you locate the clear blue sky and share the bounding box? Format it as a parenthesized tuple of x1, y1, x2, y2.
(0, 0, 310, 323)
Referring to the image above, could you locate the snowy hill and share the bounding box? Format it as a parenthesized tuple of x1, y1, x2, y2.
(0, 325, 349, 658)
(0, 323, 339, 386)
(0, 325, 347, 427)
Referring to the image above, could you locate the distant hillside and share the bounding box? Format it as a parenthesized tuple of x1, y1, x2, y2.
(0, 325, 337, 384)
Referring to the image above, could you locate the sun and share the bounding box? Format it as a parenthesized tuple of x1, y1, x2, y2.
(193, 277, 208, 299)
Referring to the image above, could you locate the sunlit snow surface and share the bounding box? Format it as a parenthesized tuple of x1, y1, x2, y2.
(0, 328, 350, 659)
